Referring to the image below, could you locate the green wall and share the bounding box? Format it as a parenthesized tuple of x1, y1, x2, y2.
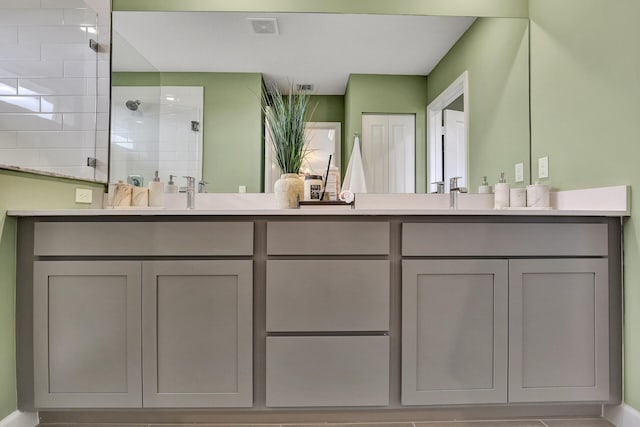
(0, 169, 104, 419)
(113, 72, 264, 193)
(529, 0, 640, 410)
(427, 17, 530, 191)
(344, 74, 428, 193)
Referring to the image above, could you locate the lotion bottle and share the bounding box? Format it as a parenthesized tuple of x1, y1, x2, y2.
(494, 172, 510, 209)
(148, 170, 164, 207)
(166, 174, 178, 193)
(478, 176, 492, 194)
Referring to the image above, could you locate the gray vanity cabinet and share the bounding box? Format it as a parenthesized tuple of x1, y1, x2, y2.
(508, 258, 610, 403)
(33, 261, 142, 408)
(401, 260, 508, 405)
(142, 260, 253, 407)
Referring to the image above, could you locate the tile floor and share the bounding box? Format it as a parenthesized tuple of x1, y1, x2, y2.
(38, 419, 616, 427)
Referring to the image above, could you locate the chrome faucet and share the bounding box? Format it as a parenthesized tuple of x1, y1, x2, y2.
(184, 176, 196, 209)
(449, 176, 468, 209)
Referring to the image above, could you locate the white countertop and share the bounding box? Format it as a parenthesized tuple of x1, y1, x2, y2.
(7, 186, 630, 217)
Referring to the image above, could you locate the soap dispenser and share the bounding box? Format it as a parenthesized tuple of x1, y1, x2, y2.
(494, 172, 510, 209)
(148, 170, 164, 207)
(166, 174, 179, 193)
(478, 176, 492, 194)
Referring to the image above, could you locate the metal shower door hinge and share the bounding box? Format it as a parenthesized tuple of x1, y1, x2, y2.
(89, 39, 98, 52)
(87, 157, 97, 168)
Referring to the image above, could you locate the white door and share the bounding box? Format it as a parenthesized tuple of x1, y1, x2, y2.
(361, 114, 415, 193)
(443, 109, 467, 191)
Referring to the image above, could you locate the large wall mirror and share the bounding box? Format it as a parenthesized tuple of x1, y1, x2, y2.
(110, 10, 530, 193)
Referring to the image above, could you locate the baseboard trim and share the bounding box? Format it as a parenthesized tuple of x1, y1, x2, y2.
(605, 403, 640, 427)
(0, 411, 38, 427)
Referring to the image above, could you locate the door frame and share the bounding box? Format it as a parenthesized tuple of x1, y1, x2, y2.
(427, 71, 469, 193)
(264, 121, 342, 192)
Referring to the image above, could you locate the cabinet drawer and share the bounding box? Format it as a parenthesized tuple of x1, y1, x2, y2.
(266, 260, 389, 332)
(266, 336, 389, 407)
(267, 221, 389, 255)
(402, 223, 608, 257)
(34, 221, 253, 256)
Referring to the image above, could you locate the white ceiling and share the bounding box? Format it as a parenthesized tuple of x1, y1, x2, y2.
(112, 12, 476, 95)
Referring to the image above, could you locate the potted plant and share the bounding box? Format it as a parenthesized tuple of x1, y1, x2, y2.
(262, 82, 315, 208)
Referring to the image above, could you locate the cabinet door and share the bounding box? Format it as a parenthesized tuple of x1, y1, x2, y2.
(33, 261, 142, 408)
(509, 259, 609, 402)
(142, 260, 253, 407)
(402, 260, 508, 405)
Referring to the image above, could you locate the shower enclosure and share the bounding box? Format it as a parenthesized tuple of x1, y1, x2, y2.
(110, 86, 204, 186)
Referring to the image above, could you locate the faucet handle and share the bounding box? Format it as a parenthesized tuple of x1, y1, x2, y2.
(449, 176, 463, 188)
(431, 181, 445, 194)
(197, 180, 208, 193)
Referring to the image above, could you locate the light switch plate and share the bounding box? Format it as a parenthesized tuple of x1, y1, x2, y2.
(538, 156, 549, 179)
(75, 188, 93, 204)
(515, 162, 524, 183)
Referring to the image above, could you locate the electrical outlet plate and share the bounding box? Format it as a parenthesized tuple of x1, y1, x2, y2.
(515, 162, 524, 183)
(538, 156, 549, 179)
(75, 188, 93, 204)
(238, 185, 247, 193)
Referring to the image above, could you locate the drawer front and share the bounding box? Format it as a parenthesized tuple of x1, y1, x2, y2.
(266, 260, 389, 332)
(34, 221, 253, 256)
(267, 221, 389, 255)
(266, 336, 389, 407)
(402, 223, 608, 257)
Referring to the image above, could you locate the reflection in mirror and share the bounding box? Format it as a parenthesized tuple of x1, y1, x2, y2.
(111, 11, 530, 193)
(264, 122, 342, 192)
(110, 86, 203, 186)
(428, 72, 468, 193)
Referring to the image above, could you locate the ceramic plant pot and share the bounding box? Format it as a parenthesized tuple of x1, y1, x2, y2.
(274, 173, 303, 209)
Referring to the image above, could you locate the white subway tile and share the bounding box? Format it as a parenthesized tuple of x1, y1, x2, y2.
(62, 112, 94, 130)
(19, 26, 88, 44)
(96, 111, 108, 130)
(18, 78, 86, 95)
(0, 27, 17, 43)
(0, 96, 39, 112)
(0, 9, 63, 26)
(17, 130, 93, 148)
(86, 77, 108, 95)
(94, 148, 108, 182)
(39, 147, 90, 166)
(95, 129, 108, 148)
(41, 95, 95, 113)
(42, 43, 96, 61)
(0, 113, 62, 131)
(0, 131, 17, 148)
(41, 0, 91, 8)
(64, 60, 96, 77)
(97, 60, 109, 77)
(96, 95, 108, 112)
(0, 148, 38, 166)
(0, 0, 40, 8)
(0, 79, 17, 95)
(0, 61, 63, 78)
(63, 9, 96, 26)
(83, 0, 110, 11)
(0, 43, 40, 60)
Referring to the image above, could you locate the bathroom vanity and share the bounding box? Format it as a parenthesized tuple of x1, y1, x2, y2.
(10, 193, 626, 422)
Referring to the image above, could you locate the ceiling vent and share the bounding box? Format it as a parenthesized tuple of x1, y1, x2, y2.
(297, 84, 314, 91)
(247, 18, 279, 35)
